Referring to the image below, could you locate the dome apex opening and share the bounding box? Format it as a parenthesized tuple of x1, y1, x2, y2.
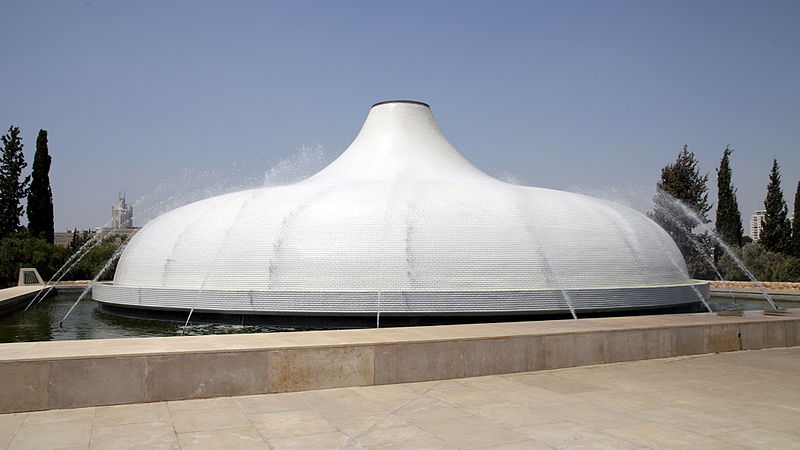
(371, 100, 430, 108)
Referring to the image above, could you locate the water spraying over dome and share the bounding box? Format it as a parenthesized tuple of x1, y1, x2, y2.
(94, 101, 708, 323)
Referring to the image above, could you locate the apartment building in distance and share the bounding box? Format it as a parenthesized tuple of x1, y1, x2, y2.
(749, 209, 767, 241)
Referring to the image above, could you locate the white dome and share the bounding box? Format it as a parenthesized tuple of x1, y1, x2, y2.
(95, 101, 707, 317)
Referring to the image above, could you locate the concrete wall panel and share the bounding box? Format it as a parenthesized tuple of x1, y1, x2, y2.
(672, 326, 705, 356)
(545, 332, 606, 369)
(0, 361, 48, 412)
(144, 351, 267, 402)
(463, 336, 540, 377)
(740, 322, 765, 350)
(765, 321, 787, 348)
(374, 341, 466, 384)
(704, 324, 741, 353)
(47, 357, 145, 409)
(267, 346, 374, 393)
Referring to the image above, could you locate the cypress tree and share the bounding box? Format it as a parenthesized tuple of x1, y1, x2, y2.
(792, 181, 800, 257)
(27, 129, 54, 243)
(760, 159, 791, 253)
(649, 145, 713, 279)
(0, 126, 30, 238)
(715, 147, 743, 247)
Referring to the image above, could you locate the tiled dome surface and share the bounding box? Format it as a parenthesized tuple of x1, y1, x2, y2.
(94, 101, 707, 316)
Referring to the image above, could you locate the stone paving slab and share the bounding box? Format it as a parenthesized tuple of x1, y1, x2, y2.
(1, 347, 798, 449)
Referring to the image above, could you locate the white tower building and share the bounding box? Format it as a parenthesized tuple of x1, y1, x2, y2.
(111, 193, 133, 228)
(750, 209, 766, 241)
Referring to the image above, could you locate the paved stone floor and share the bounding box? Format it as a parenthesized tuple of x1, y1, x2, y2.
(1, 347, 799, 449)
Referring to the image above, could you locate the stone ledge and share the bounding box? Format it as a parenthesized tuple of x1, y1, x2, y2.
(709, 288, 800, 302)
(0, 309, 798, 413)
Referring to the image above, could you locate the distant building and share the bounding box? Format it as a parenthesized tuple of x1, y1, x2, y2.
(54, 230, 79, 247)
(750, 209, 766, 241)
(112, 193, 134, 228)
(54, 228, 139, 248)
(97, 226, 139, 246)
(54, 195, 140, 248)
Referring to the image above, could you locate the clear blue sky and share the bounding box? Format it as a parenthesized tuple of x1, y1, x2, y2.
(1, 0, 798, 231)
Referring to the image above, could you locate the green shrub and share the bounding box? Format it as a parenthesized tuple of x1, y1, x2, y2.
(741, 242, 800, 282)
(0, 231, 70, 288)
(68, 239, 120, 281)
(716, 250, 747, 281)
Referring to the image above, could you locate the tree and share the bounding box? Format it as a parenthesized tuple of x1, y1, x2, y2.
(0, 230, 69, 288)
(760, 159, 791, 253)
(715, 147, 743, 247)
(70, 228, 91, 252)
(27, 129, 54, 243)
(69, 238, 120, 281)
(0, 126, 30, 238)
(649, 145, 713, 279)
(793, 181, 800, 258)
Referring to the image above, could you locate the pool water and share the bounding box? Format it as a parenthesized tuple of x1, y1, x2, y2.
(0, 290, 790, 344)
(0, 291, 299, 343)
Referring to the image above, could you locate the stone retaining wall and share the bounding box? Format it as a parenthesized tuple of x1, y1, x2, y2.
(0, 310, 797, 414)
(0, 286, 44, 318)
(709, 288, 800, 303)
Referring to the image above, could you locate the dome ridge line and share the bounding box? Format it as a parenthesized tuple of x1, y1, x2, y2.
(267, 184, 342, 289)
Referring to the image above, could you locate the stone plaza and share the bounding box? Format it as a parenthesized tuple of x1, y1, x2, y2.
(1, 346, 798, 449)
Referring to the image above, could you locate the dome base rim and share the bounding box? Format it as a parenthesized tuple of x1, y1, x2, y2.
(97, 301, 706, 329)
(93, 282, 709, 317)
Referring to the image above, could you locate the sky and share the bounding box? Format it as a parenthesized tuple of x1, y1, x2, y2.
(1, 0, 798, 231)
